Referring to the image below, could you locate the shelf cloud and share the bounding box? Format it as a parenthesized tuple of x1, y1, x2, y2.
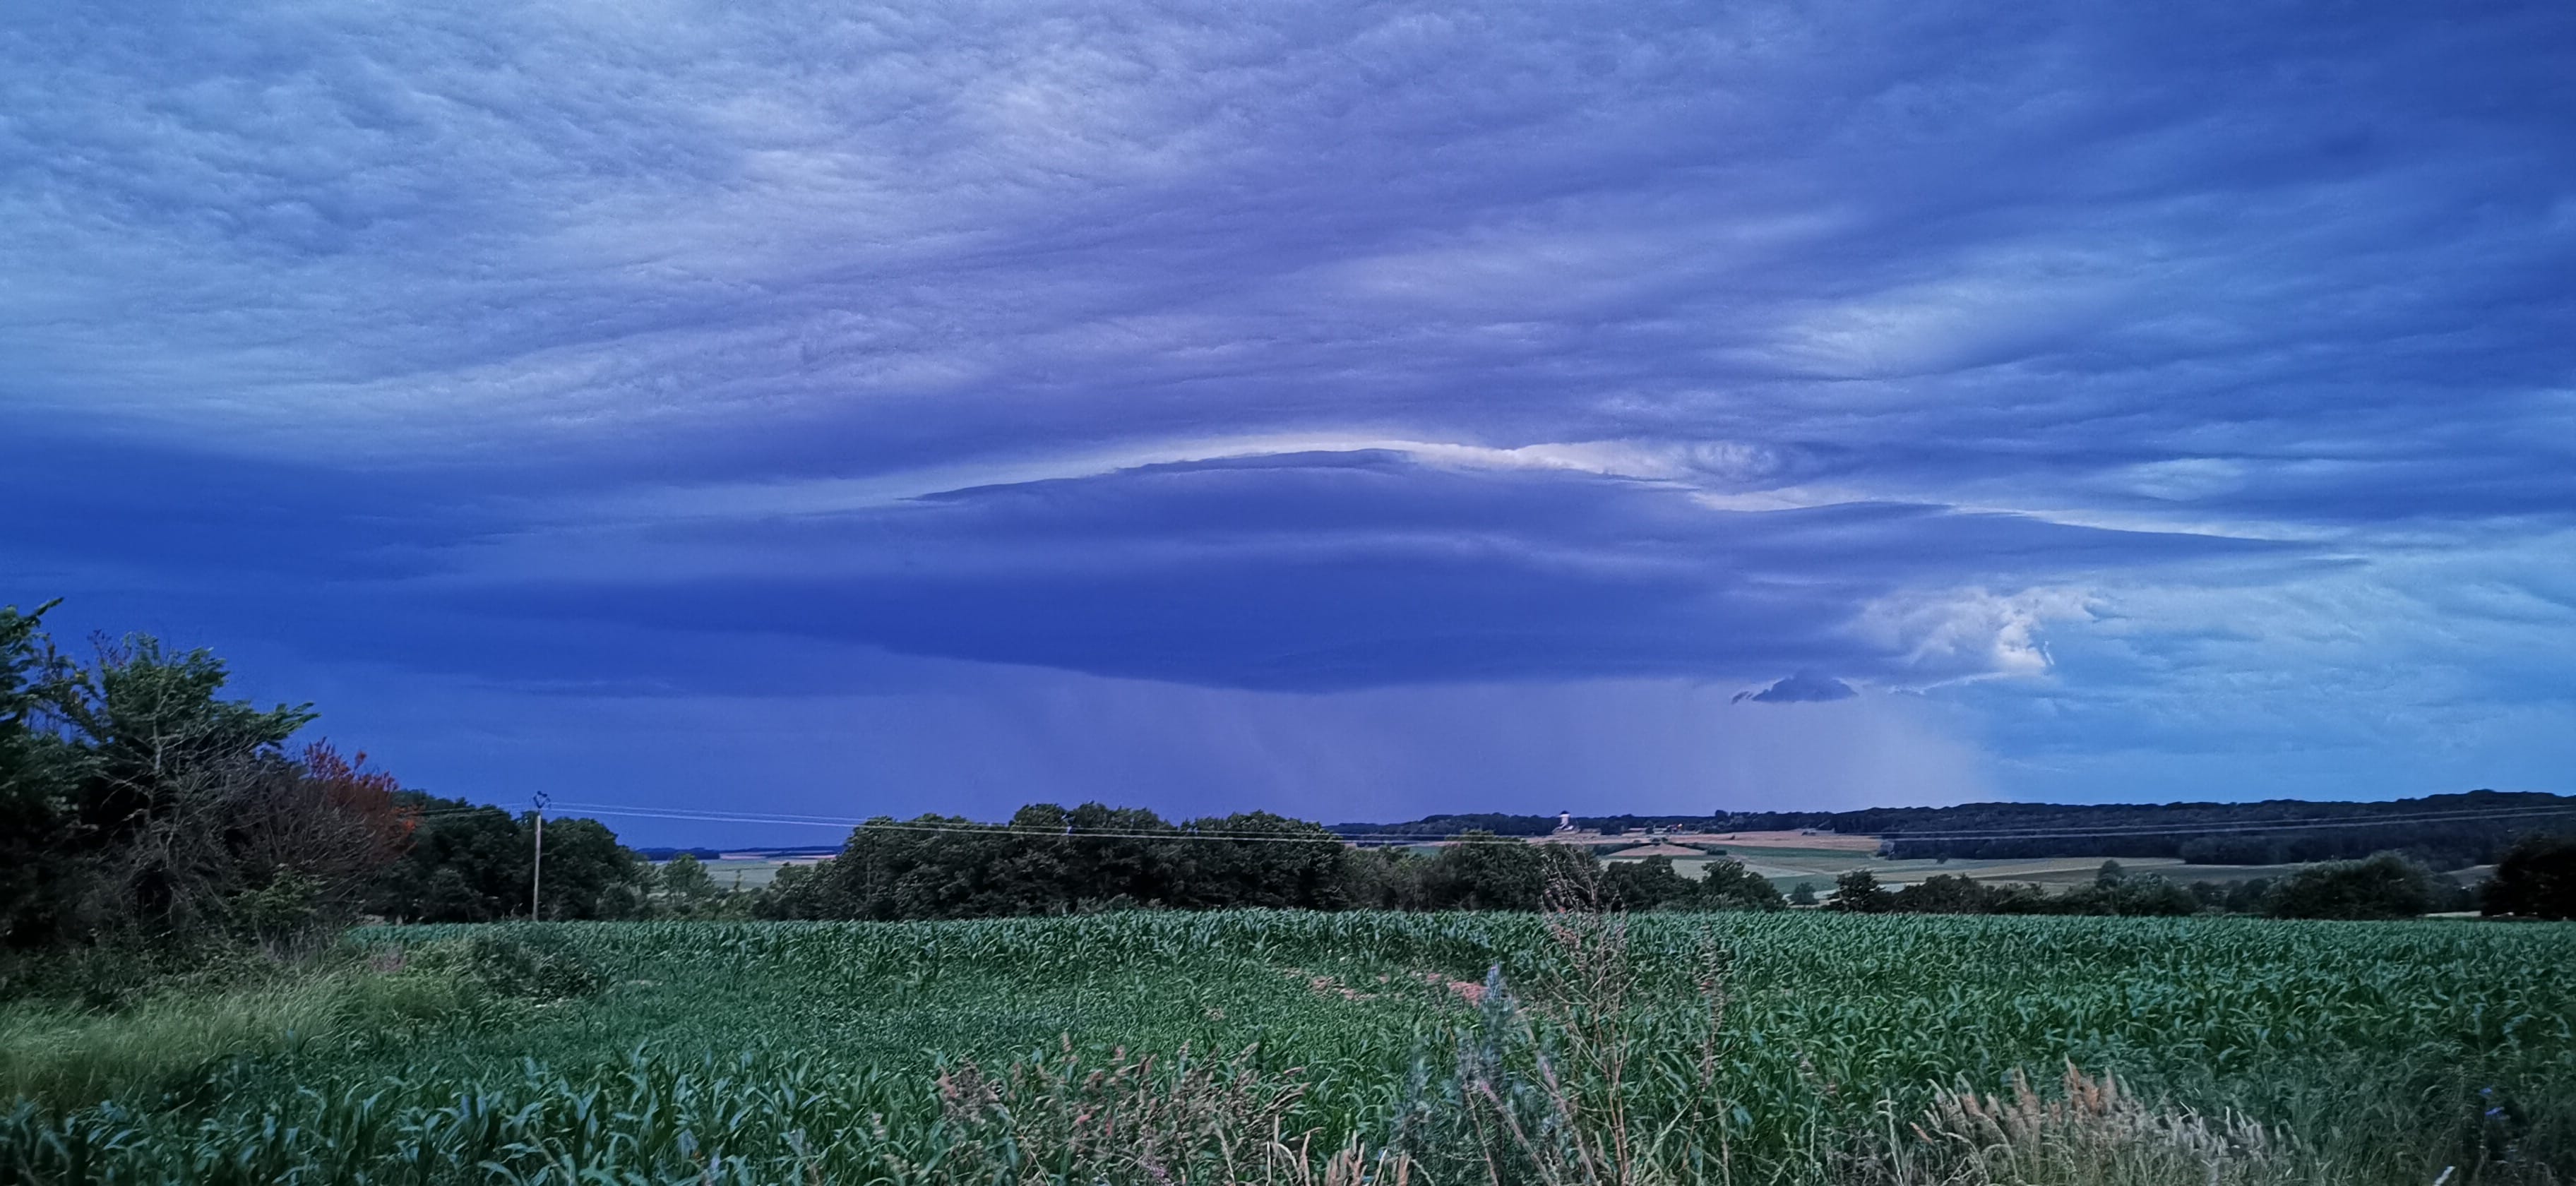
(4, 0, 2571, 832)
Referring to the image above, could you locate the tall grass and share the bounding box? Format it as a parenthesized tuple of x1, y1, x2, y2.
(0, 958, 478, 1111)
(0, 980, 342, 1110)
(0, 933, 572, 1113)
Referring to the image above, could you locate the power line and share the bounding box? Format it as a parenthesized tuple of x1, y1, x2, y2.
(546, 801, 1567, 844)
(548, 802, 874, 828)
(544, 802, 1438, 844)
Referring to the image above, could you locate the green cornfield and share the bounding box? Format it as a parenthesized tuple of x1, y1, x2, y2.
(6, 911, 2572, 1184)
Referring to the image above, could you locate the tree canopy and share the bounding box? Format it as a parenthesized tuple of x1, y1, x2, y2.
(2481, 834, 2575, 920)
(2, 604, 412, 993)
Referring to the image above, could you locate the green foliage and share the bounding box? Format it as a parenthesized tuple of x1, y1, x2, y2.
(530, 816, 650, 921)
(367, 795, 525, 922)
(2224, 877, 2277, 914)
(56, 635, 316, 822)
(1, 606, 415, 978)
(442, 930, 604, 1003)
(227, 868, 323, 947)
(1883, 873, 2085, 916)
(1164, 810, 1356, 909)
(1700, 853, 1789, 909)
(1789, 880, 1817, 906)
(1892, 872, 2006, 914)
(0, 602, 82, 957)
(799, 810, 1614, 920)
(657, 852, 716, 902)
(1, 912, 2570, 1184)
(823, 807, 1159, 919)
(1419, 832, 1590, 910)
(0, 942, 478, 1110)
(366, 794, 650, 923)
(2483, 834, 2576, 920)
(1718, 791, 2576, 868)
(1602, 856, 1785, 912)
(751, 858, 837, 919)
(2267, 853, 2441, 920)
(2056, 872, 2202, 917)
(1599, 857, 1696, 909)
(1335, 846, 1429, 911)
(1826, 868, 1895, 912)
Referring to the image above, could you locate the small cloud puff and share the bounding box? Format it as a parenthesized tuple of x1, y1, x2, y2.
(1734, 671, 1859, 704)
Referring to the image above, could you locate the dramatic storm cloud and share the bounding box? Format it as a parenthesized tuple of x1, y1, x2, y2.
(4, 0, 2570, 838)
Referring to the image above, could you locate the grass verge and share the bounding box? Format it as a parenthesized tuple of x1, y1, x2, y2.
(0, 930, 594, 1111)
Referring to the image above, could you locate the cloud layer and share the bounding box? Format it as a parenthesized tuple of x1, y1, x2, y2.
(4, 0, 2571, 830)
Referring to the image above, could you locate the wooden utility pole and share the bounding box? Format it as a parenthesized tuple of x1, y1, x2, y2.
(530, 793, 549, 919)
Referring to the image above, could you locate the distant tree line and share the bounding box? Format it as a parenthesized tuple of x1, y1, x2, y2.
(633, 846, 835, 863)
(333, 797, 2576, 928)
(1339, 793, 2576, 869)
(753, 822, 2572, 923)
(1330, 813, 1563, 839)
(1813, 849, 2576, 921)
(752, 809, 1789, 921)
(1759, 793, 2573, 867)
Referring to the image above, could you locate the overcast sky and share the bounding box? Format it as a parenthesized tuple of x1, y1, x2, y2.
(4, 0, 2571, 842)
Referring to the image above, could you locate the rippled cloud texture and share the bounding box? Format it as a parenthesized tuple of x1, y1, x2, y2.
(5, 0, 2572, 839)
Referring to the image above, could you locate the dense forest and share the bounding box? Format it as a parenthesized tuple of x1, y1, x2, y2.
(1336, 792, 2576, 868)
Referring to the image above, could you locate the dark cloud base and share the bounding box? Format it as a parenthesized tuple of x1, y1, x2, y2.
(4, 0, 2572, 810)
(439, 457, 2287, 690)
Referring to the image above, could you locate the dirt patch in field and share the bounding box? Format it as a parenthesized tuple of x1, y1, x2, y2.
(1279, 966, 1488, 1006)
(1279, 967, 1377, 1002)
(1419, 972, 1486, 1005)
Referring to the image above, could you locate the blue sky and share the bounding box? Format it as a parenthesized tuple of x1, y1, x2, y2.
(4, 0, 2572, 843)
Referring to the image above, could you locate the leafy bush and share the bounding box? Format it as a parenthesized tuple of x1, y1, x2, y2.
(2055, 873, 2202, 917)
(1601, 856, 1785, 912)
(1826, 868, 1895, 912)
(444, 930, 604, 1002)
(1419, 833, 1599, 911)
(2481, 834, 2576, 920)
(2266, 854, 2440, 921)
